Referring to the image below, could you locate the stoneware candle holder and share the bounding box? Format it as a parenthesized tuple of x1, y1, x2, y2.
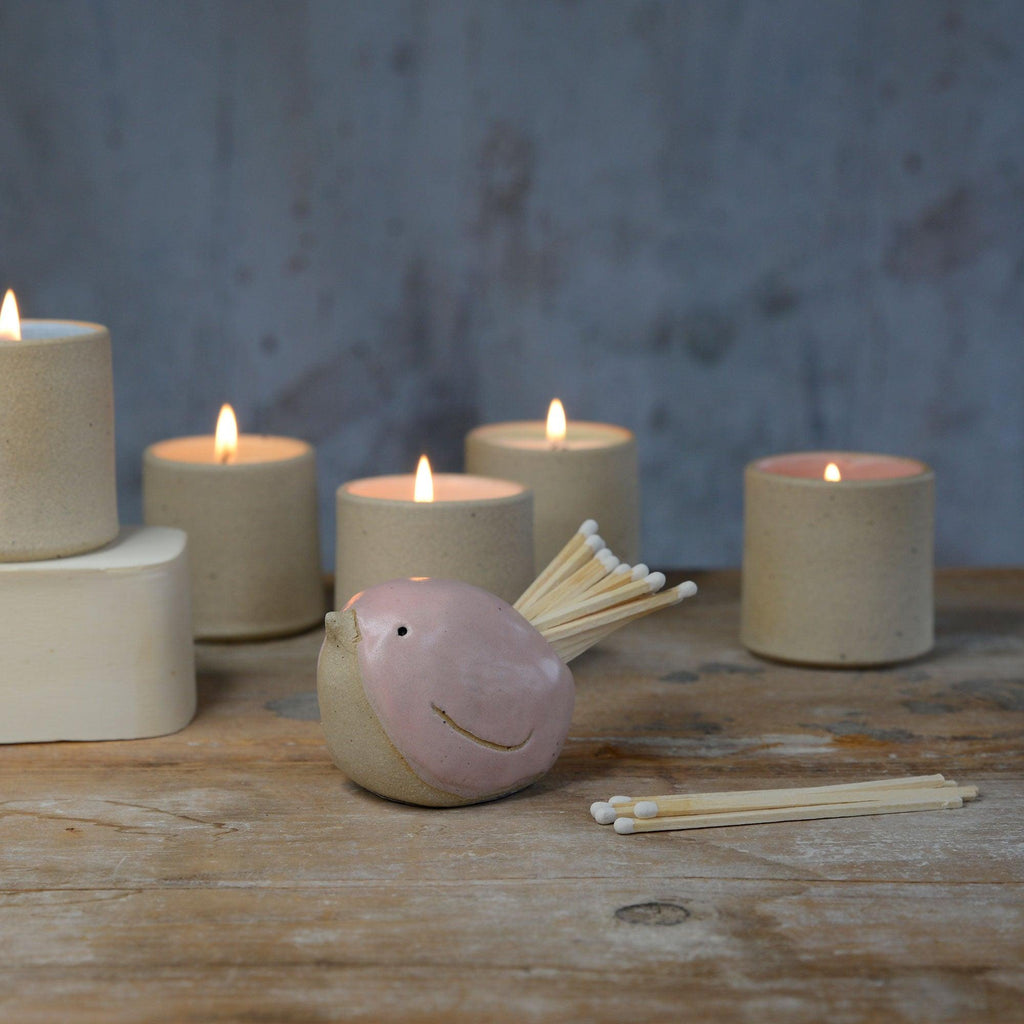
(0, 319, 118, 561)
(318, 524, 697, 807)
(143, 435, 323, 640)
(335, 473, 534, 608)
(465, 420, 639, 573)
(741, 451, 934, 667)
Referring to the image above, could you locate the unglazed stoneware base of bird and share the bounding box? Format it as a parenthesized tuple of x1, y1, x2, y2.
(0, 526, 196, 743)
(317, 523, 698, 807)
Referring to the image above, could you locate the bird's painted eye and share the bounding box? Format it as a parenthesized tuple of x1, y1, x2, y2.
(396, 626, 408, 636)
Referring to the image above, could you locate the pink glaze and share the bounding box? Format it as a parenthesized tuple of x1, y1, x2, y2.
(753, 452, 928, 481)
(346, 578, 574, 800)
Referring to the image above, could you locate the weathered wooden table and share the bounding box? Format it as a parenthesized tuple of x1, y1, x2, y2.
(2, 570, 1022, 1022)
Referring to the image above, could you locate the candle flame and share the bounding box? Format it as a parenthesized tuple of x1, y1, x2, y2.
(0, 289, 21, 341)
(214, 404, 239, 464)
(824, 462, 841, 482)
(414, 454, 434, 502)
(546, 398, 567, 446)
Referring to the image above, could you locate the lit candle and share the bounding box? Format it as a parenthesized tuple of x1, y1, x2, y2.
(465, 399, 639, 572)
(741, 451, 934, 666)
(0, 288, 119, 561)
(335, 455, 534, 607)
(143, 404, 323, 640)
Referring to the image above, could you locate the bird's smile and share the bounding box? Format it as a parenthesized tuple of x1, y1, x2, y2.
(430, 703, 533, 752)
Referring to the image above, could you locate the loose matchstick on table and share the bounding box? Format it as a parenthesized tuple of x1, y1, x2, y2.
(591, 774, 973, 821)
(589, 775, 979, 832)
(592, 774, 956, 822)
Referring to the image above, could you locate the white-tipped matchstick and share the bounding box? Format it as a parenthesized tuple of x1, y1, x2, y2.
(527, 548, 620, 619)
(516, 532, 605, 617)
(630, 780, 974, 818)
(598, 774, 951, 820)
(514, 519, 598, 613)
(532, 572, 667, 632)
(613, 790, 967, 834)
(582, 561, 633, 598)
(551, 580, 695, 641)
(516, 524, 698, 662)
(545, 581, 697, 661)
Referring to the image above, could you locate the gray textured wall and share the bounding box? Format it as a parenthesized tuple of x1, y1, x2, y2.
(1, 1, 1021, 567)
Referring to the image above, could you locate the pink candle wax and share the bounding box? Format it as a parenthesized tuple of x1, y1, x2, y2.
(753, 452, 928, 482)
(741, 450, 934, 666)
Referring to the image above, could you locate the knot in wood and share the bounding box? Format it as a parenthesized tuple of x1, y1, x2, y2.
(614, 902, 691, 926)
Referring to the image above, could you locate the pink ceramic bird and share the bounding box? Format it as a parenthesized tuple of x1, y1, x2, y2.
(318, 578, 574, 806)
(317, 522, 697, 807)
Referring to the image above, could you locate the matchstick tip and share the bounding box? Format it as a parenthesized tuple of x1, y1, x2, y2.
(579, 519, 599, 536)
(613, 817, 636, 834)
(634, 801, 658, 818)
(644, 571, 666, 592)
(593, 804, 617, 825)
(608, 795, 631, 805)
(585, 534, 605, 552)
(597, 550, 620, 570)
(630, 563, 649, 581)
(677, 580, 698, 599)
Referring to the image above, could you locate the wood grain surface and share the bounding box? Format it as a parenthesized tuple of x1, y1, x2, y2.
(2, 570, 1022, 1022)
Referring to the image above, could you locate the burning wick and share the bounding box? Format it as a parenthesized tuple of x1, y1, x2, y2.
(214, 404, 239, 465)
(546, 398, 567, 449)
(414, 455, 434, 503)
(824, 462, 841, 483)
(0, 289, 21, 341)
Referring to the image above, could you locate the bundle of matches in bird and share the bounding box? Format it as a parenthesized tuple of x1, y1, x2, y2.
(515, 519, 697, 663)
(591, 774, 978, 835)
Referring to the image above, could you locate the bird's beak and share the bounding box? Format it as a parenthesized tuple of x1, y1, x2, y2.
(325, 607, 360, 653)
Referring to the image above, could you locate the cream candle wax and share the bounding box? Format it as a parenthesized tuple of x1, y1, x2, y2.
(334, 455, 533, 608)
(741, 451, 934, 666)
(0, 289, 118, 560)
(465, 400, 639, 573)
(143, 404, 323, 640)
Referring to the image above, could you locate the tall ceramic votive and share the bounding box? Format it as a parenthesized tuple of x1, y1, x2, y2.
(0, 320, 118, 560)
